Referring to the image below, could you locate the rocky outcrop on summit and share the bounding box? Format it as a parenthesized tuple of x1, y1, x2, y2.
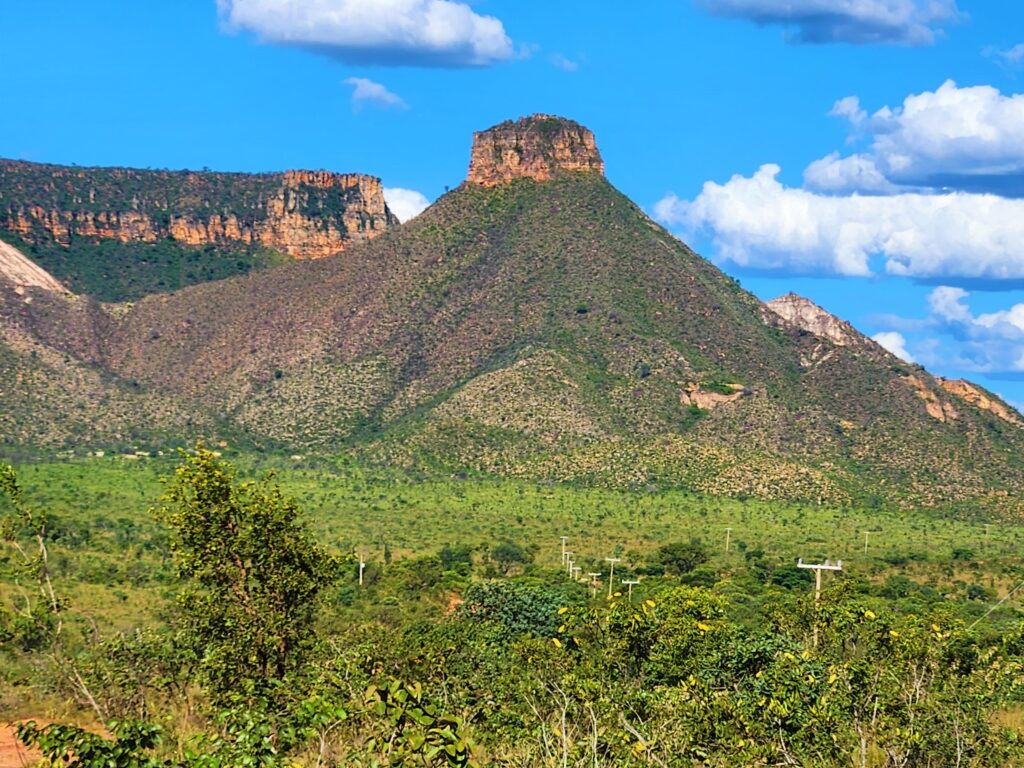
(765, 293, 863, 348)
(467, 115, 604, 187)
(0, 159, 397, 260)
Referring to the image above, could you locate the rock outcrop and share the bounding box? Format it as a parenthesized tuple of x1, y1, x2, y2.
(765, 293, 861, 348)
(939, 378, 1023, 426)
(467, 115, 604, 187)
(0, 160, 397, 260)
(0, 238, 66, 293)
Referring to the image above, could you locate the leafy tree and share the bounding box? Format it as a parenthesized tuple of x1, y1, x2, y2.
(157, 446, 341, 699)
(490, 540, 532, 575)
(439, 543, 473, 571)
(655, 540, 709, 576)
(0, 462, 63, 648)
(459, 579, 575, 638)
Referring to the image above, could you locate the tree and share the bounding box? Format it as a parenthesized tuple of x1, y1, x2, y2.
(0, 463, 63, 649)
(656, 540, 709, 576)
(157, 446, 340, 699)
(490, 540, 532, 575)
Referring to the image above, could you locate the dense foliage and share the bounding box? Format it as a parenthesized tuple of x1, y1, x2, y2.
(5, 233, 287, 301)
(4, 451, 1024, 765)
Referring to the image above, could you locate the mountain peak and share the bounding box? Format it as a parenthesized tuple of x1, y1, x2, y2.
(466, 114, 604, 187)
(766, 292, 862, 348)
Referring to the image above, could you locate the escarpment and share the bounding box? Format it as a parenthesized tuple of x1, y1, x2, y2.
(0, 159, 397, 260)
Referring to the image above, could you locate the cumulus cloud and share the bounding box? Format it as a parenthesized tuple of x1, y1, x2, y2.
(696, 0, 961, 45)
(217, 0, 514, 67)
(917, 286, 1024, 372)
(872, 331, 915, 362)
(344, 77, 407, 111)
(829, 95, 867, 125)
(655, 164, 1024, 279)
(803, 152, 897, 194)
(384, 187, 431, 222)
(805, 81, 1024, 195)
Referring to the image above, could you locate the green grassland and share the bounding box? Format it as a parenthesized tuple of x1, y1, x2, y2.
(6, 452, 1024, 631)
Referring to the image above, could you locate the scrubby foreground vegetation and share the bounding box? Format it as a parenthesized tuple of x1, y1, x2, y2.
(4, 449, 1024, 766)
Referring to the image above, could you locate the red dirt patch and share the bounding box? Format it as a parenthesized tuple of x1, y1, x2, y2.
(0, 723, 41, 768)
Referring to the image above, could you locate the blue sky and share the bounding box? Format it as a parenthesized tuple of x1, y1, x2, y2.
(3, 1, 1024, 404)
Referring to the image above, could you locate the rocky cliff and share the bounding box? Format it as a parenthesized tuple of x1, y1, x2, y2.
(765, 293, 862, 348)
(466, 115, 604, 187)
(0, 160, 397, 260)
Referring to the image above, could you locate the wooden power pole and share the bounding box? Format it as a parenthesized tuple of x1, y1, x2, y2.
(797, 558, 843, 646)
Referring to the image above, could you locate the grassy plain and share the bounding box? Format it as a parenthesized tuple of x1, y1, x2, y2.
(6, 451, 1024, 633)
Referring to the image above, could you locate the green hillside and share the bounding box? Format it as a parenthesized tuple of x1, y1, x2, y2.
(4, 117, 1024, 514)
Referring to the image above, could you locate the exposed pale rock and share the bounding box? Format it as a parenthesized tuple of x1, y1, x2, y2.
(765, 293, 860, 347)
(680, 383, 747, 410)
(0, 238, 66, 293)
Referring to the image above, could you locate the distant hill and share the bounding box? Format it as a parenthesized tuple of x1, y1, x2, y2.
(0, 159, 397, 300)
(4, 115, 1024, 514)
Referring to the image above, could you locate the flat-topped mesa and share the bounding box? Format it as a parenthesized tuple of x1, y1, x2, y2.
(0, 160, 398, 261)
(467, 115, 604, 187)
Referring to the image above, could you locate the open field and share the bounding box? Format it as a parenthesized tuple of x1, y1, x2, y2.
(6, 452, 1024, 629)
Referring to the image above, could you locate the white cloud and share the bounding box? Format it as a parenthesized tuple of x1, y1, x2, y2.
(344, 77, 407, 111)
(803, 152, 897, 194)
(829, 95, 867, 125)
(218, 0, 513, 67)
(986, 43, 1024, 65)
(918, 286, 1024, 372)
(872, 331, 915, 362)
(549, 53, 579, 72)
(805, 81, 1024, 194)
(928, 286, 973, 324)
(696, 0, 961, 45)
(655, 164, 1024, 279)
(384, 187, 431, 222)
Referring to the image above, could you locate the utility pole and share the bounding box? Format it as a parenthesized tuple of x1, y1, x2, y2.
(358, 549, 366, 587)
(565, 552, 574, 577)
(622, 579, 640, 601)
(605, 557, 622, 598)
(588, 572, 602, 599)
(797, 558, 843, 647)
(571, 565, 582, 582)
(724, 527, 733, 553)
(862, 531, 880, 555)
(560, 536, 568, 566)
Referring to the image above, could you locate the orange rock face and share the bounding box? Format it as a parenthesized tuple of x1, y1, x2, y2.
(938, 378, 1023, 426)
(467, 114, 604, 187)
(2, 167, 396, 260)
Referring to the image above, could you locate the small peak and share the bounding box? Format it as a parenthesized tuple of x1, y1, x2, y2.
(466, 114, 604, 187)
(766, 293, 859, 347)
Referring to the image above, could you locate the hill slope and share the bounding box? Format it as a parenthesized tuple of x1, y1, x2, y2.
(6, 115, 1024, 512)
